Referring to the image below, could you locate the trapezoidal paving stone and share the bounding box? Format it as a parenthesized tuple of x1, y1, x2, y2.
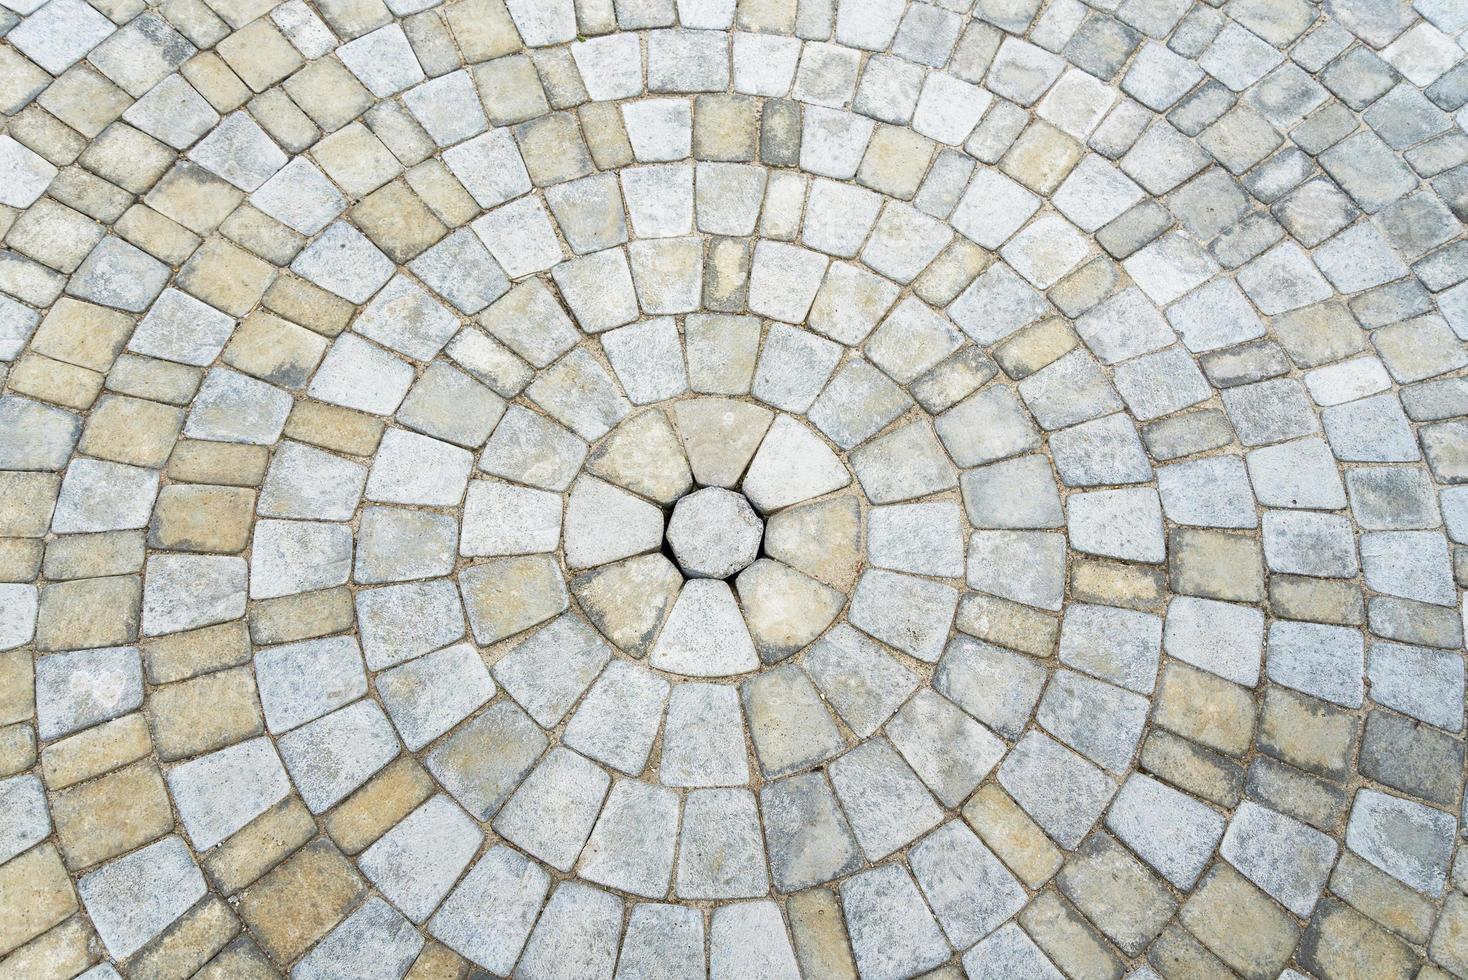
(1, 0, 1466, 975)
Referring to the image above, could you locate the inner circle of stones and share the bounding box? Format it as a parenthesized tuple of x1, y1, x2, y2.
(2, 0, 1466, 975)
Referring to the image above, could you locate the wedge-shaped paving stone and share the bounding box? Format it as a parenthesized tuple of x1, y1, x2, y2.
(1106, 773, 1225, 889)
(166, 738, 290, 851)
(1346, 789, 1455, 897)
(293, 898, 423, 980)
(459, 555, 568, 645)
(426, 701, 546, 821)
(493, 613, 611, 728)
(571, 555, 682, 660)
(1221, 801, 1338, 916)
(829, 737, 944, 861)
(840, 863, 950, 980)
(376, 643, 494, 751)
(848, 569, 958, 663)
(676, 787, 769, 899)
(910, 820, 1027, 950)
(277, 699, 400, 813)
(494, 747, 610, 872)
(562, 661, 668, 775)
(563, 475, 665, 569)
(359, 795, 481, 923)
(650, 579, 760, 677)
(737, 559, 845, 663)
(660, 682, 750, 787)
(427, 846, 551, 975)
(802, 624, 918, 738)
(254, 635, 365, 734)
(78, 836, 206, 959)
(888, 688, 1006, 807)
(579, 779, 679, 898)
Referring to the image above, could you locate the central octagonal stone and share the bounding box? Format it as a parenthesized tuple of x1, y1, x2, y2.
(665, 487, 764, 579)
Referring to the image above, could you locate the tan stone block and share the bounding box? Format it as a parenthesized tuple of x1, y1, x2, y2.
(41, 713, 152, 790)
(148, 484, 255, 554)
(856, 125, 935, 200)
(1180, 865, 1298, 980)
(702, 235, 751, 312)
(1431, 891, 1468, 978)
(1018, 889, 1125, 980)
(352, 181, 448, 263)
(443, 0, 520, 61)
(204, 796, 316, 896)
(43, 531, 145, 580)
(79, 395, 186, 467)
(246, 89, 319, 155)
(143, 621, 252, 685)
(1000, 119, 1082, 195)
(192, 936, 278, 980)
(222, 312, 328, 390)
(219, 204, 306, 267)
(263, 275, 355, 338)
(176, 238, 277, 317)
(1270, 574, 1364, 625)
(578, 100, 634, 170)
(1258, 687, 1356, 780)
(1146, 922, 1235, 980)
(962, 783, 1063, 888)
(124, 894, 239, 980)
(143, 161, 245, 236)
(405, 159, 480, 228)
(5, 199, 104, 274)
(787, 888, 858, 980)
(7, 354, 105, 410)
(105, 355, 204, 407)
(1299, 900, 1417, 980)
(215, 19, 303, 91)
(313, 0, 391, 39)
(282, 57, 375, 134)
(50, 167, 131, 224)
(1169, 528, 1265, 603)
(694, 94, 760, 162)
(0, 723, 37, 778)
(737, 0, 796, 31)
(7, 105, 87, 167)
(283, 400, 386, 457)
(993, 317, 1079, 379)
(115, 205, 203, 266)
(955, 592, 1058, 657)
(1154, 662, 1255, 757)
(0, 650, 34, 726)
(37, 65, 131, 139)
(312, 122, 403, 198)
(0, 472, 59, 537)
(1332, 852, 1436, 946)
(1138, 730, 1244, 808)
(406, 941, 471, 980)
(35, 575, 141, 651)
(237, 839, 366, 963)
(167, 440, 270, 487)
(324, 756, 435, 855)
(51, 761, 173, 870)
(247, 587, 356, 645)
(0, 914, 93, 979)
(913, 238, 989, 307)
(1070, 556, 1166, 611)
(78, 123, 176, 196)
(146, 665, 263, 761)
(0, 539, 43, 583)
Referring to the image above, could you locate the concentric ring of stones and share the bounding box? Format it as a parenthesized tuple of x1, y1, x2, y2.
(1, 0, 1467, 975)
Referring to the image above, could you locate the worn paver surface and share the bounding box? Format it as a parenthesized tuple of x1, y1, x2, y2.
(0, 0, 1467, 974)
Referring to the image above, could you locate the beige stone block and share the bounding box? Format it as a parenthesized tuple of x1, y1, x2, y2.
(115, 205, 203, 266)
(180, 52, 252, 113)
(216, 19, 303, 91)
(105, 355, 204, 407)
(962, 783, 1063, 889)
(857, 125, 935, 200)
(41, 713, 152, 790)
(143, 620, 251, 685)
(237, 839, 366, 963)
(1154, 663, 1255, 757)
(146, 665, 263, 761)
(0, 914, 93, 979)
(283, 400, 385, 456)
(223, 312, 328, 390)
(144, 161, 246, 236)
(247, 587, 355, 645)
(324, 756, 435, 855)
(0, 472, 59, 537)
(78, 395, 186, 467)
(787, 888, 858, 980)
(7, 354, 105, 410)
(43, 531, 145, 580)
(148, 484, 255, 554)
(167, 440, 270, 486)
(203, 797, 316, 895)
(126, 894, 239, 980)
(0, 723, 37, 778)
(51, 761, 174, 870)
(263, 274, 355, 338)
(176, 238, 277, 317)
(219, 204, 307, 267)
(282, 57, 375, 134)
(35, 575, 141, 652)
(1169, 528, 1265, 603)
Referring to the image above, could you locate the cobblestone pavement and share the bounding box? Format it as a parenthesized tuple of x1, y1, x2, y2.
(0, 0, 1467, 976)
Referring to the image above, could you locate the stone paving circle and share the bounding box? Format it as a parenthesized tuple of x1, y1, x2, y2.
(1, 0, 1468, 975)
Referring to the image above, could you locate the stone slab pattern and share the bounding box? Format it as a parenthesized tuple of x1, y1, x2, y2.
(0, 0, 1465, 974)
